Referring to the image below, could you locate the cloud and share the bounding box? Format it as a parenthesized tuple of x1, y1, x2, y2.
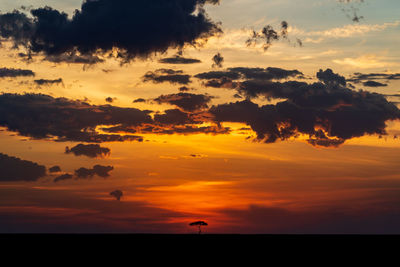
(110, 190, 123, 201)
(307, 136, 345, 148)
(49, 166, 61, 173)
(102, 123, 230, 136)
(142, 69, 191, 85)
(54, 173, 73, 183)
(179, 86, 193, 92)
(333, 55, 392, 69)
(311, 21, 399, 38)
(54, 164, 113, 182)
(34, 78, 63, 86)
(246, 21, 302, 51)
(0, 0, 221, 63)
(0, 93, 150, 143)
(144, 125, 230, 135)
(347, 72, 400, 88)
(230, 67, 304, 80)
(212, 53, 224, 68)
(195, 70, 241, 80)
(153, 109, 199, 125)
(0, 153, 46, 182)
(2, 66, 397, 148)
(0, 67, 35, 78)
(105, 97, 116, 103)
(317, 69, 346, 86)
(153, 93, 213, 112)
(204, 20, 399, 50)
(65, 144, 111, 158)
(159, 56, 201, 64)
(133, 98, 147, 103)
(208, 68, 400, 146)
(348, 72, 400, 82)
(188, 154, 208, 158)
(44, 52, 104, 65)
(362, 81, 388, 87)
(291, 21, 400, 44)
(0, 92, 229, 142)
(195, 67, 303, 84)
(75, 165, 114, 179)
(337, 0, 365, 23)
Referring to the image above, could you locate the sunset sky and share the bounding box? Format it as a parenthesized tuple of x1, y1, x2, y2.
(1, 0, 400, 234)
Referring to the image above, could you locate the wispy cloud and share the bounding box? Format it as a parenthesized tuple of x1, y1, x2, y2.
(297, 21, 400, 43)
(201, 20, 400, 50)
(333, 54, 394, 69)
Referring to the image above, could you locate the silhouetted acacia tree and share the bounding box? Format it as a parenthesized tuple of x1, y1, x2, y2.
(189, 221, 208, 234)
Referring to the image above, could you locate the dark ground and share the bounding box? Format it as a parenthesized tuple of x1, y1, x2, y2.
(0, 234, 397, 260)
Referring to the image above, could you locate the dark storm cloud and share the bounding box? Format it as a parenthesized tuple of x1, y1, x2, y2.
(75, 165, 114, 179)
(209, 69, 400, 146)
(0, 11, 34, 47)
(49, 166, 61, 173)
(0, 93, 150, 143)
(65, 144, 111, 158)
(0, 67, 35, 78)
(0, 153, 46, 182)
(143, 69, 191, 85)
(34, 78, 63, 86)
(0, 0, 221, 63)
(159, 56, 201, 64)
(153, 93, 213, 112)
